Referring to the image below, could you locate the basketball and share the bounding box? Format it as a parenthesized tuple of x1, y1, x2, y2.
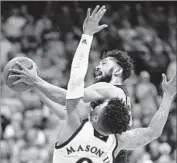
(3, 57, 35, 92)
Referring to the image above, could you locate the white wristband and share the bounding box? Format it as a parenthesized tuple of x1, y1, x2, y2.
(81, 34, 93, 45)
(66, 34, 93, 99)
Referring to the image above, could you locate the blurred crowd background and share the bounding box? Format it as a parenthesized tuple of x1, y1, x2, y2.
(0, 1, 176, 163)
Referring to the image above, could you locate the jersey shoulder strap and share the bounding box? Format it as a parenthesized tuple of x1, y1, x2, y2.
(114, 85, 129, 96)
(114, 84, 129, 104)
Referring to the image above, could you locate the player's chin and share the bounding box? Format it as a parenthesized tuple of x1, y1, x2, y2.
(94, 75, 103, 83)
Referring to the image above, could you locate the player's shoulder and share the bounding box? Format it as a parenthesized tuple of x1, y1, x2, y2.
(115, 132, 130, 151)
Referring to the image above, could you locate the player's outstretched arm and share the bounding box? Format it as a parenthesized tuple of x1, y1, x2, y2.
(9, 65, 68, 106)
(66, 6, 107, 122)
(9, 70, 124, 105)
(33, 87, 67, 120)
(118, 72, 176, 150)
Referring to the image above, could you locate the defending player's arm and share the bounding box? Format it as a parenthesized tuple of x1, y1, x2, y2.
(118, 72, 176, 150)
(66, 6, 107, 122)
(65, 34, 93, 123)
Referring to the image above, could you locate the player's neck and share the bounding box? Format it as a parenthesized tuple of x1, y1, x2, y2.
(110, 76, 122, 85)
(96, 128, 109, 136)
(92, 124, 109, 136)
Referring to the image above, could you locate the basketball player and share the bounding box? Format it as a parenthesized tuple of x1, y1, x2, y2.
(9, 6, 176, 163)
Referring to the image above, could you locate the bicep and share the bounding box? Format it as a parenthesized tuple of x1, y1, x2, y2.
(84, 86, 104, 102)
(118, 127, 156, 150)
(83, 82, 126, 102)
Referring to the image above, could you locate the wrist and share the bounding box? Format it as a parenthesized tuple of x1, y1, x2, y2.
(83, 31, 94, 36)
(33, 76, 43, 85)
(163, 92, 174, 100)
(81, 34, 93, 44)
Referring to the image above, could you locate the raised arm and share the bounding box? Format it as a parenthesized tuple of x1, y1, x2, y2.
(118, 72, 176, 150)
(65, 6, 107, 125)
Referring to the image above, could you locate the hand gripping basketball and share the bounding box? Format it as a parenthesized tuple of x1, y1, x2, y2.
(9, 61, 39, 86)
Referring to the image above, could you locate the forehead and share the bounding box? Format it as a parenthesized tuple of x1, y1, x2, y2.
(100, 57, 117, 64)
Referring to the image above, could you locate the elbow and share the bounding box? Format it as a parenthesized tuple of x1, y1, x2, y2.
(59, 100, 66, 106)
(153, 132, 162, 139)
(50, 95, 65, 106)
(148, 127, 162, 139)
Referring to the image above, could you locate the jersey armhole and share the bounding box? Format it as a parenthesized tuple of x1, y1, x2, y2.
(55, 118, 88, 149)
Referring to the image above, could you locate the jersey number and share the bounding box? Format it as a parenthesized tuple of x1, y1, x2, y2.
(76, 157, 93, 163)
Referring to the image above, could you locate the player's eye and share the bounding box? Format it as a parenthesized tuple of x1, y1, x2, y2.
(102, 62, 106, 65)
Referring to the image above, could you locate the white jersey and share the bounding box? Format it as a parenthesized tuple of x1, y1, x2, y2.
(53, 119, 118, 163)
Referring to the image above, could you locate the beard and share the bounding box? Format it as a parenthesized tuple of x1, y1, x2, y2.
(94, 72, 112, 84)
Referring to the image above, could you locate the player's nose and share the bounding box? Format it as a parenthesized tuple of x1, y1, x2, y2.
(96, 65, 101, 71)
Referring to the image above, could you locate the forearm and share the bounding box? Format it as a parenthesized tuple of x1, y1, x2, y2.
(121, 72, 176, 150)
(149, 93, 174, 136)
(66, 34, 93, 99)
(33, 77, 67, 106)
(65, 33, 93, 123)
(33, 87, 67, 120)
(33, 79, 118, 106)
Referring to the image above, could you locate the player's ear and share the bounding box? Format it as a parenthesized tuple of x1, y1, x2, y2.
(92, 115, 99, 122)
(114, 67, 123, 76)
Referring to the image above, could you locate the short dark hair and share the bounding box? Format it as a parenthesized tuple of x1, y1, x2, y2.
(101, 50, 134, 81)
(102, 98, 131, 134)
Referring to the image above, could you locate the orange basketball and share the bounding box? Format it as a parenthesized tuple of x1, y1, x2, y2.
(3, 57, 35, 92)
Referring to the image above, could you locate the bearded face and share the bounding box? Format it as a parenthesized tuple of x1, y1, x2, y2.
(94, 68, 112, 83)
(94, 57, 119, 83)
